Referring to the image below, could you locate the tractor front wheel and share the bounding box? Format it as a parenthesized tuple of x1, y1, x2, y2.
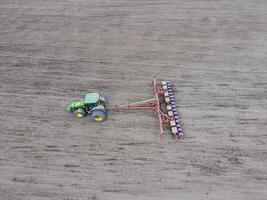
(91, 109, 107, 122)
(74, 108, 86, 118)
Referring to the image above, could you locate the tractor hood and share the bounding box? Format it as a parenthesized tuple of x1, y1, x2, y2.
(67, 101, 85, 112)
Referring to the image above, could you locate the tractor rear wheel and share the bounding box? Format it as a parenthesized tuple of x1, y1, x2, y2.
(74, 108, 86, 118)
(91, 109, 107, 122)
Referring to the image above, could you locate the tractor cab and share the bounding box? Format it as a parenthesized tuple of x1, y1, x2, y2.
(84, 92, 108, 110)
(84, 92, 100, 110)
(84, 92, 100, 104)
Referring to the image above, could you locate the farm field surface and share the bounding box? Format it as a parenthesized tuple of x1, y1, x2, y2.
(0, 0, 267, 199)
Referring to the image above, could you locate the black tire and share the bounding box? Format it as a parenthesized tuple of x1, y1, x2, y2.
(99, 92, 110, 105)
(160, 102, 168, 114)
(152, 103, 167, 117)
(91, 109, 107, 122)
(74, 108, 86, 118)
(158, 95, 165, 104)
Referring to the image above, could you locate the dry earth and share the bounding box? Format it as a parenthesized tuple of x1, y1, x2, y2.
(0, 0, 267, 199)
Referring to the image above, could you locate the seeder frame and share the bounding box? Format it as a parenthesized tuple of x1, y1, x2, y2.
(109, 77, 184, 139)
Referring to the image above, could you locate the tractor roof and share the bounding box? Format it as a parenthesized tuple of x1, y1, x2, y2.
(84, 92, 99, 104)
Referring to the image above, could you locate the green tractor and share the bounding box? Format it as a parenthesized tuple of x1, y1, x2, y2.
(67, 92, 109, 122)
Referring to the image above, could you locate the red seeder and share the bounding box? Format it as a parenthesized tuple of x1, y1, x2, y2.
(109, 77, 184, 139)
